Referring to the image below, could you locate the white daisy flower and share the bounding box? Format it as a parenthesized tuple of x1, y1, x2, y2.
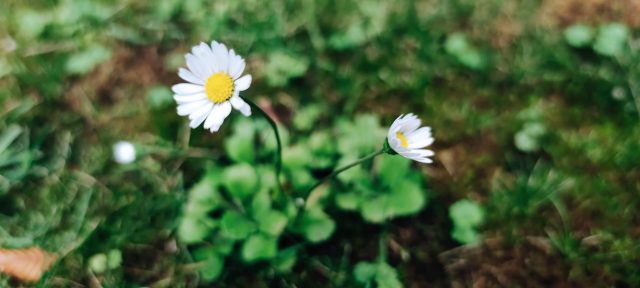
(386, 113, 435, 163)
(172, 41, 252, 132)
(113, 141, 136, 164)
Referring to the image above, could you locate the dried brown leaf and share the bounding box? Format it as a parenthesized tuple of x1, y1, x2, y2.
(0, 247, 56, 283)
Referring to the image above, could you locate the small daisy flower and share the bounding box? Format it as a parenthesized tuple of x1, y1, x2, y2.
(113, 141, 136, 164)
(385, 114, 435, 163)
(172, 41, 252, 132)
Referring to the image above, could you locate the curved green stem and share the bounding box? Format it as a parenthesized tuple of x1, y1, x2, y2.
(305, 149, 384, 198)
(242, 97, 283, 194)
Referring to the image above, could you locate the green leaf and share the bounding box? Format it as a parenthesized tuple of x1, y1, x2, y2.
(444, 33, 470, 55)
(222, 164, 258, 200)
(241, 234, 278, 262)
(362, 196, 392, 223)
(354, 261, 403, 288)
(336, 156, 367, 183)
(107, 249, 122, 269)
(210, 238, 236, 256)
(283, 145, 311, 169)
(449, 200, 484, 228)
(296, 208, 336, 243)
(308, 131, 335, 156)
(220, 211, 256, 240)
(354, 261, 377, 283)
(192, 248, 225, 281)
(200, 256, 225, 281)
(388, 181, 425, 216)
(451, 226, 481, 244)
(293, 105, 323, 130)
(514, 122, 546, 152)
(177, 217, 213, 244)
(514, 131, 538, 152)
(16, 10, 50, 39)
(250, 188, 272, 216)
(564, 24, 594, 47)
(593, 23, 629, 57)
(264, 51, 309, 87)
(146, 86, 174, 110)
(336, 114, 385, 158)
(259, 123, 290, 152)
(184, 175, 221, 217)
(377, 155, 411, 188)
(256, 210, 288, 237)
(88, 253, 108, 274)
(335, 192, 360, 210)
(290, 169, 314, 190)
(65, 45, 112, 75)
(272, 247, 298, 273)
(224, 119, 255, 163)
(444, 33, 486, 70)
(375, 262, 403, 288)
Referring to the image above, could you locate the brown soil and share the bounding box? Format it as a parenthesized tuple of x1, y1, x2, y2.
(538, 0, 640, 28)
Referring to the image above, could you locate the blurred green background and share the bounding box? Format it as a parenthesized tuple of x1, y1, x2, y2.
(1, 0, 639, 287)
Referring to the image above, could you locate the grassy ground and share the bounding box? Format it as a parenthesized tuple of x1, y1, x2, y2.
(1, 0, 639, 287)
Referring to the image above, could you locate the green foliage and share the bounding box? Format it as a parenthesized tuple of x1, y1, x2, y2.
(294, 207, 336, 243)
(335, 153, 428, 223)
(449, 200, 484, 244)
(444, 33, 486, 70)
(242, 234, 278, 262)
(564, 24, 594, 48)
(593, 23, 629, 57)
(222, 164, 258, 200)
(65, 45, 112, 75)
(264, 51, 309, 87)
(514, 122, 546, 152)
(88, 249, 122, 274)
(224, 119, 256, 163)
(487, 164, 574, 232)
(146, 86, 174, 110)
(2, 0, 640, 286)
(354, 261, 403, 288)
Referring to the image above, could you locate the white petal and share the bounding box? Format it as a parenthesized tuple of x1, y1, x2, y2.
(190, 108, 210, 128)
(234, 74, 252, 91)
(192, 42, 217, 75)
(412, 157, 433, 164)
(400, 115, 421, 133)
(388, 137, 402, 153)
(413, 149, 435, 157)
(211, 42, 229, 73)
(174, 93, 207, 104)
(203, 104, 219, 129)
(177, 99, 209, 116)
(229, 94, 251, 116)
(204, 102, 232, 132)
(406, 127, 434, 148)
(172, 83, 204, 95)
(178, 68, 204, 85)
(188, 102, 213, 120)
(399, 149, 434, 163)
(229, 52, 246, 80)
(186, 54, 209, 80)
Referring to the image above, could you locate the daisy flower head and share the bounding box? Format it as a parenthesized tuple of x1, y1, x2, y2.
(113, 141, 136, 164)
(172, 41, 252, 132)
(385, 113, 435, 164)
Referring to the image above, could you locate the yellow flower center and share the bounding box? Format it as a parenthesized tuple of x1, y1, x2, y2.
(396, 132, 409, 148)
(205, 72, 234, 103)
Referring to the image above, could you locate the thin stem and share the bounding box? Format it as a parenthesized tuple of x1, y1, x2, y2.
(377, 229, 388, 263)
(241, 97, 284, 194)
(305, 149, 384, 198)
